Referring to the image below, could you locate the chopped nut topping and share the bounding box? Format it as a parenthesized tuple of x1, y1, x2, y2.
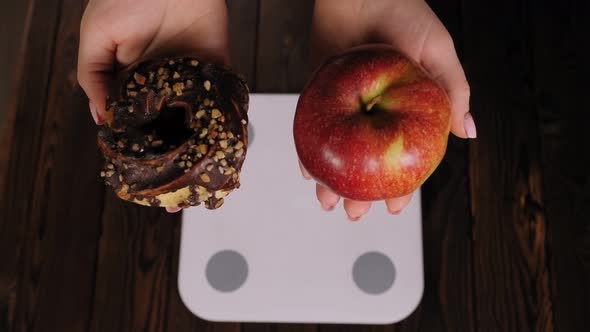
(215, 151, 225, 159)
(200, 173, 211, 183)
(199, 128, 208, 138)
(224, 168, 234, 175)
(198, 144, 208, 154)
(147, 135, 154, 142)
(151, 140, 163, 147)
(211, 109, 222, 119)
(241, 119, 247, 125)
(209, 139, 215, 145)
(106, 170, 115, 177)
(210, 131, 218, 139)
(127, 91, 138, 97)
(220, 159, 228, 166)
(186, 80, 194, 88)
(126, 82, 136, 89)
(123, 163, 128, 169)
(203, 80, 211, 91)
(181, 154, 188, 160)
(168, 60, 175, 65)
(173, 72, 180, 79)
(121, 183, 129, 192)
(196, 109, 206, 119)
(206, 164, 214, 171)
(173, 82, 185, 96)
(203, 98, 211, 106)
(117, 141, 125, 149)
(107, 163, 114, 169)
(214, 199, 224, 209)
(140, 87, 148, 93)
(127, 106, 134, 113)
(219, 140, 228, 149)
(234, 141, 244, 150)
(228, 132, 234, 139)
(132, 144, 140, 152)
(156, 165, 164, 172)
(218, 166, 225, 174)
(215, 190, 227, 199)
(134, 72, 146, 85)
(178, 161, 186, 167)
(118, 174, 123, 182)
(219, 132, 227, 139)
(100, 171, 106, 177)
(186, 161, 193, 168)
(235, 148, 244, 157)
(190, 60, 199, 66)
(157, 79, 164, 89)
(158, 67, 165, 75)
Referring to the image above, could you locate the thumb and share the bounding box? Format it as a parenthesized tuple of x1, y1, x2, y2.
(77, 18, 116, 125)
(420, 29, 475, 139)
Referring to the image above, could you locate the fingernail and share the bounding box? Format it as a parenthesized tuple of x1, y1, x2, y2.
(166, 206, 182, 213)
(347, 214, 361, 222)
(389, 209, 401, 215)
(321, 203, 335, 211)
(89, 100, 103, 125)
(464, 112, 477, 139)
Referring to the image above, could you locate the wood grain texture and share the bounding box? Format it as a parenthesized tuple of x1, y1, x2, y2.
(226, 0, 259, 90)
(462, 0, 554, 330)
(255, 0, 314, 92)
(0, 0, 30, 127)
(0, 0, 62, 330)
(530, 1, 590, 331)
(8, 0, 104, 330)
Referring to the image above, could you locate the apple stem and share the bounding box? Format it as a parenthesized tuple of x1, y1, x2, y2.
(365, 95, 382, 112)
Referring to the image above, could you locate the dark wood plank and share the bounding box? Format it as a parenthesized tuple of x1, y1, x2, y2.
(88, 196, 185, 332)
(254, 0, 314, 93)
(462, 0, 554, 330)
(530, 1, 590, 331)
(0, 0, 62, 330)
(226, 0, 259, 90)
(0, 0, 30, 127)
(7, 0, 106, 330)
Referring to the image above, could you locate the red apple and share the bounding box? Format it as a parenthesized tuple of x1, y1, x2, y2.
(294, 44, 451, 201)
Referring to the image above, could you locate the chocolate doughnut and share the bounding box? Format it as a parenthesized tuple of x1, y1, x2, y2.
(98, 57, 249, 209)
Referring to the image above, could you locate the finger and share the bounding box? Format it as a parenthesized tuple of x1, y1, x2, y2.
(343, 199, 372, 222)
(420, 26, 475, 139)
(165, 206, 182, 213)
(385, 193, 414, 215)
(316, 183, 340, 211)
(77, 14, 117, 122)
(299, 160, 312, 180)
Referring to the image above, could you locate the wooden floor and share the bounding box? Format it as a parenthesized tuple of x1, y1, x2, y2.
(1, 0, 589, 331)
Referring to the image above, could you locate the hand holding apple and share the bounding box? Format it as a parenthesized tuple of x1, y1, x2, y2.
(295, 44, 450, 202)
(300, 0, 475, 220)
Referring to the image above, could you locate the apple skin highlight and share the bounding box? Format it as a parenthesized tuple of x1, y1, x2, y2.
(294, 44, 451, 201)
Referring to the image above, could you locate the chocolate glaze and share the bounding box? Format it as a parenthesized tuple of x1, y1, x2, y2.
(98, 57, 249, 209)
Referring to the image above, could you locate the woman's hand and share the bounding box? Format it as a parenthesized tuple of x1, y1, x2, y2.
(78, 0, 229, 125)
(304, 0, 475, 220)
(77, 0, 230, 213)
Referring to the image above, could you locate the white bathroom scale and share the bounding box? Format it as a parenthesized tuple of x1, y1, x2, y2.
(179, 94, 424, 324)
